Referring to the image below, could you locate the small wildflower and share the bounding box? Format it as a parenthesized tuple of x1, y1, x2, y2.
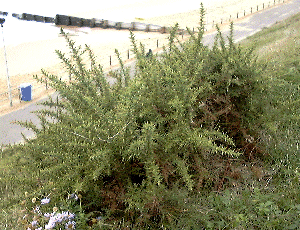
(68, 212, 75, 219)
(41, 197, 51, 205)
(25, 191, 29, 197)
(32, 198, 37, 203)
(68, 193, 79, 200)
(53, 206, 59, 212)
(77, 194, 82, 199)
(31, 220, 38, 226)
(44, 213, 50, 217)
(34, 206, 41, 215)
(45, 221, 56, 229)
(66, 220, 76, 229)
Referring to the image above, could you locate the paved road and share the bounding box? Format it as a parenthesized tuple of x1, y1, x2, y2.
(1, 0, 300, 146)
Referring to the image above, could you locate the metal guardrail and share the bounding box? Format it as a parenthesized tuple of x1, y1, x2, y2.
(9, 13, 171, 34)
(5, 0, 289, 33)
(9, 0, 291, 33)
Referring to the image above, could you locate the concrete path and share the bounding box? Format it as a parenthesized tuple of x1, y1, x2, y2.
(1, 0, 300, 146)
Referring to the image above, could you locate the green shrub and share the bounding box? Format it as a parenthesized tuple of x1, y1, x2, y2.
(2, 6, 276, 229)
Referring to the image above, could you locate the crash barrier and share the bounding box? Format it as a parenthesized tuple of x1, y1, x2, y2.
(21, 13, 35, 21)
(55, 15, 98, 27)
(3, 0, 292, 31)
(7, 12, 170, 33)
(54, 14, 70, 26)
(44, 17, 55, 23)
(54, 14, 169, 33)
(11, 13, 55, 23)
(34, 15, 44, 22)
(0, 11, 8, 16)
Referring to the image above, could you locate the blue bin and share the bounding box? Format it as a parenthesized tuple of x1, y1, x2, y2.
(20, 83, 32, 101)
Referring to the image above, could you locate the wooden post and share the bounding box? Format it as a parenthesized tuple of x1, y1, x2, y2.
(237, 12, 239, 18)
(110, 56, 112, 66)
(45, 79, 48, 90)
(263, 3, 264, 9)
(160, 26, 166, 33)
(1, 23, 13, 107)
(56, 95, 59, 117)
(127, 50, 129, 59)
(257, 5, 259, 11)
(157, 39, 158, 48)
(244, 10, 246, 16)
(251, 7, 253, 13)
(131, 22, 135, 31)
(145, 24, 150, 32)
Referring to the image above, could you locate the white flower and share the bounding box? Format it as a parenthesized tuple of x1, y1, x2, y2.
(68, 193, 79, 200)
(34, 206, 42, 215)
(45, 220, 56, 229)
(41, 197, 51, 205)
(68, 212, 75, 219)
(31, 220, 38, 226)
(44, 212, 52, 218)
(44, 211, 76, 229)
(65, 220, 76, 229)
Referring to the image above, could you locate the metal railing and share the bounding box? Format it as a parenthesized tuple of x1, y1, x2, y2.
(207, 0, 288, 29)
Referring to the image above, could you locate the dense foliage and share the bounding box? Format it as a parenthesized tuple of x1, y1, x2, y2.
(1, 8, 300, 230)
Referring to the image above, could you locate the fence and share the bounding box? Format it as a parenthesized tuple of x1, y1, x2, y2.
(10, 13, 170, 34)
(0, 33, 171, 110)
(0, 0, 292, 108)
(0, 11, 8, 16)
(206, 0, 288, 30)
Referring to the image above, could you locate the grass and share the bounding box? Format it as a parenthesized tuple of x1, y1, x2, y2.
(242, 12, 300, 84)
(1, 12, 300, 229)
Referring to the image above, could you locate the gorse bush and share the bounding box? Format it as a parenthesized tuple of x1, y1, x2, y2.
(6, 5, 270, 228)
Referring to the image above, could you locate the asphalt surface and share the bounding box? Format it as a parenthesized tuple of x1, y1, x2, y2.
(1, 0, 300, 146)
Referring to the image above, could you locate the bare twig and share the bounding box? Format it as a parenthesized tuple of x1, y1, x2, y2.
(72, 122, 130, 143)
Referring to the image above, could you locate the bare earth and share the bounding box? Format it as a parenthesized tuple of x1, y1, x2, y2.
(0, 0, 291, 116)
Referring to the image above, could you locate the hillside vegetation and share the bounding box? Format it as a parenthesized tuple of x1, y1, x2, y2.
(0, 8, 300, 229)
